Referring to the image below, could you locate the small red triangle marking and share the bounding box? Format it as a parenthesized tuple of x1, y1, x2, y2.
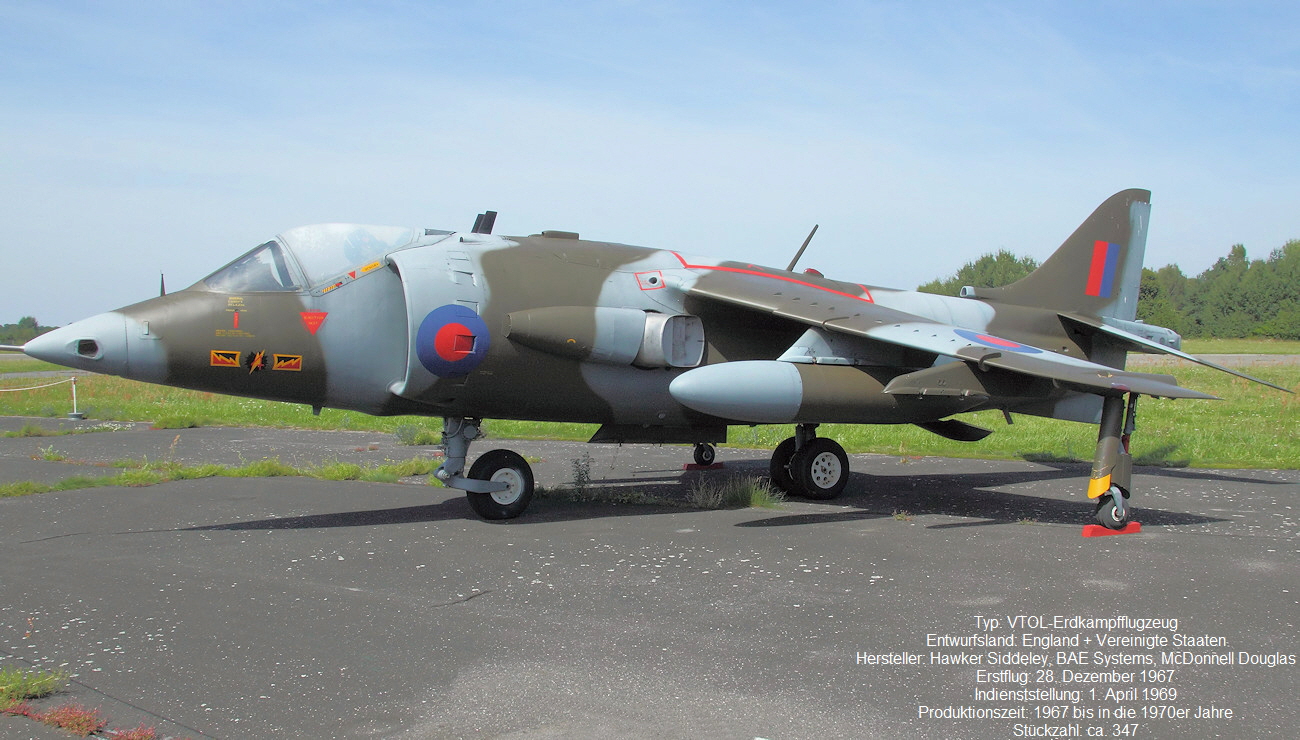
(301, 311, 328, 335)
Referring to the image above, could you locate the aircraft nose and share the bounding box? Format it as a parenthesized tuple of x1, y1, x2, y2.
(24, 311, 133, 376)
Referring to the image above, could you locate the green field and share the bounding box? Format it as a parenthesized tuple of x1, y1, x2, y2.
(0, 358, 64, 373)
(1180, 338, 1300, 354)
(3, 361, 1295, 469)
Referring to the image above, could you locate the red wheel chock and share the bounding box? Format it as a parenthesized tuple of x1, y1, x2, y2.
(1081, 522, 1142, 537)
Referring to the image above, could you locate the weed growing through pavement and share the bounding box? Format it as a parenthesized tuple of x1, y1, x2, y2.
(687, 476, 784, 509)
(33, 703, 107, 736)
(892, 509, 914, 521)
(35, 445, 65, 461)
(570, 454, 593, 498)
(0, 667, 66, 708)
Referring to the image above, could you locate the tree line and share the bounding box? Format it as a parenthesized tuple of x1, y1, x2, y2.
(0, 317, 57, 346)
(918, 241, 1300, 339)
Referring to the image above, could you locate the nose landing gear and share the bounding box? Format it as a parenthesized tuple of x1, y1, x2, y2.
(437, 417, 536, 520)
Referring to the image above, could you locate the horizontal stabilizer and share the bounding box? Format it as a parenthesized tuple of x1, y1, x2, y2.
(1060, 313, 1293, 394)
(915, 419, 993, 442)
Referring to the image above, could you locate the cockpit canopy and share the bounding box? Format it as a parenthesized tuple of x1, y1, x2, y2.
(203, 223, 450, 293)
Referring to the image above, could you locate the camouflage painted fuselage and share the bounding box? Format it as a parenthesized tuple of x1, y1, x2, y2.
(33, 215, 1177, 447)
(29, 190, 1288, 522)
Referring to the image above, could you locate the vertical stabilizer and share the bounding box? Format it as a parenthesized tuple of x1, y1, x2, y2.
(973, 189, 1151, 321)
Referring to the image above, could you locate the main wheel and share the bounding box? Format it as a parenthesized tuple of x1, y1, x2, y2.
(1094, 486, 1130, 530)
(466, 449, 535, 520)
(768, 436, 799, 494)
(794, 437, 849, 500)
(693, 443, 716, 466)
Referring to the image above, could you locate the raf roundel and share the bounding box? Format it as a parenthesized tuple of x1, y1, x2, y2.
(954, 328, 1043, 354)
(416, 305, 491, 377)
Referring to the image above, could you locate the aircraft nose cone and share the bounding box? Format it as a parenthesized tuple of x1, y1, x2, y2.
(24, 311, 131, 376)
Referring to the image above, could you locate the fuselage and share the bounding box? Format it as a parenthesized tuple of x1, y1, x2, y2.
(24, 225, 1091, 430)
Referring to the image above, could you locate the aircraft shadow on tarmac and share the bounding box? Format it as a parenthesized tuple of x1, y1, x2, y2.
(175, 456, 1258, 533)
(183, 498, 476, 531)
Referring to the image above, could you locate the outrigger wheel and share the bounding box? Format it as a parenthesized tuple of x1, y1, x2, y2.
(692, 442, 717, 466)
(1094, 486, 1131, 529)
(1087, 394, 1138, 530)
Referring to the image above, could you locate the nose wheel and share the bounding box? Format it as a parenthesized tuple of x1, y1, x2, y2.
(466, 449, 535, 520)
(437, 417, 536, 520)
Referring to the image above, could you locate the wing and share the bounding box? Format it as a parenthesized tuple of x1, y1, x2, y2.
(677, 260, 1216, 400)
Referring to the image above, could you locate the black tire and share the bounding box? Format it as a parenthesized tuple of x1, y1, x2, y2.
(794, 437, 849, 500)
(769, 436, 799, 494)
(693, 443, 716, 466)
(466, 449, 535, 520)
(1094, 487, 1130, 530)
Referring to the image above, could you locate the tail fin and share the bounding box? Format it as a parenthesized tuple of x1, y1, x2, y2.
(970, 189, 1151, 320)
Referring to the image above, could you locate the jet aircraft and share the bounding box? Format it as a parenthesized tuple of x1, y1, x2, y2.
(19, 190, 1288, 525)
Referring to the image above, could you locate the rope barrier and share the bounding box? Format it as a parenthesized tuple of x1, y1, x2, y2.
(0, 377, 74, 392)
(0, 375, 84, 418)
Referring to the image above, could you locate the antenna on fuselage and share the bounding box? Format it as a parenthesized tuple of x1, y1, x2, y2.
(785, 224, 819, 272)
(160, 273, 166, 297)
(471, 211, 498, 235)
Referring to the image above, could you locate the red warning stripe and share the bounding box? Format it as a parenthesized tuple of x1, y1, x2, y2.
(671, 252, 874, 303)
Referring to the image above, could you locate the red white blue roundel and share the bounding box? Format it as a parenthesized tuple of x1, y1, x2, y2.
(417, 305, 491, 377)
(954, 329, 1042, 354)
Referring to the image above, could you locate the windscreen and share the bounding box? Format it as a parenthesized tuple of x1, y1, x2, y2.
(203, 241, 299, 292)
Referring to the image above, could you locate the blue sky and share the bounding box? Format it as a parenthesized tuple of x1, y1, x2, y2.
(3, 1, 1297, 325)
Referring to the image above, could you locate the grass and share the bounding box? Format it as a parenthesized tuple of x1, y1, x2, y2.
(1, 360, 1296, 469)
(686, 476, 785, 509)
(0, 358, 64, 374)
(2, 666, 160, 738)
(1, 421, 135, 438)
(0, 667, 66, 708)
(1181, 338, 1300, 355)
(0, 456, 441, 499)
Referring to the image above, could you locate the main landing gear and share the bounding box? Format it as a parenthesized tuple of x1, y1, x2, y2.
(769, 424, 850, 500)
(437, 417, 535, 520)
(1087, 393, 1139, 530)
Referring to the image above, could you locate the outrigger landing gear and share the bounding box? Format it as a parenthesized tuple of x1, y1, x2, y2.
(1087, 393, 1138, 529)
(436, 417, 535, 520)
(692, 442, 717, 466)
(769, 423, 850, 500)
